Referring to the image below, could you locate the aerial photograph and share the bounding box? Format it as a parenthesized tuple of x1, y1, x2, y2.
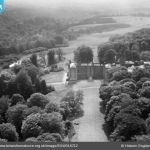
(1, 0, 150, 145)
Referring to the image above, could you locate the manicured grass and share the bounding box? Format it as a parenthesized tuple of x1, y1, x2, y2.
(46, 85, 72, 104)
(42, 71, 65, 84)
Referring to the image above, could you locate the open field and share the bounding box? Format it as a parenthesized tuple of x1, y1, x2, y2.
(67, 23, 129, 32)
(62, 16, 150, 60)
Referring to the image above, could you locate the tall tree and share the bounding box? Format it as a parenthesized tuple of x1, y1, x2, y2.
(140, 51, 150, 61)
(104, 49, 116, 64)
(30, 54, 38, 67)
(16, 70, 34, 100)
(98, 43, 114, 64)
(74, 45, 93, 64)
(41, 80, 48, 95)
(47, 50, 55, 66)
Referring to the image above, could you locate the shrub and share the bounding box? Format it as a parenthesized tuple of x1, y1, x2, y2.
(40, 80, 48, 95)
(120, 78, 136, 85)
(118, 105, 141, 117)
(142, 81, 150, 88)
(0, 76, 7, 97)
(99, 86, 113, 107)
(36, 133, 63, 142)
(23, 106, 42, 118)
(0, 123, 19, 141)
(16, 70, 34, 99)
(109, 81, 119, 86)
(61, 90, 84, 120)
(25, 65, 39, 84)
(111, 94, 134, 109)
(105, 93, 134, 120)
(140, 51, 150, 61)
(7, 79, 19, 98)
(112, 113, 147, 141)
(101, 83, 108, 87)
(39, 112, 64, 135)
(21, 113, 42, 139)
(0, 96, 9, 120)
(27, 93, 49, 108)
(36, 133, 56, 142)
(12, 65, 22, 74)
(45, 102, 60, 113)
(47, 85, 55, 93)
(100, 84, 136, 111)
(123, 82, 136, 91)
(146, 117, 150, 134)
(64, 120, 75, 137)
(0, 138, 7, 142)
(111, 93, 131, 107)
(50, 133, 63, 142)
(0, 70, 14, 81)
(136, 77, 150, 90)
(0, 115, 4, 124)
(112, 70, 131, 81)
(10, 94, 25, 106)
(35, 78, 41, 93)
(140, 86, 150, 98)
(136, 97, 150, 119)
(105, 106, 121, 134)
(21, 59, 32, 68)
(99, 85, 116, 112)
(132, 135, 150, 142)
(75, 90, 84, 105)
(60, 102, 71, 120)
(110, 86, 122, 96)
(105, 96, 120, 116)
(21, 112, 64, 139)
(6, 104, 27, 136)
(119, 85, 139, 99)
(2, 64, 9, 69)
(132, 68, 150, 82)
(25, 137, 38, 142)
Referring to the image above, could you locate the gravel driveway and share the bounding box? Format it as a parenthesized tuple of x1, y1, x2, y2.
(73, 80, 108, 142)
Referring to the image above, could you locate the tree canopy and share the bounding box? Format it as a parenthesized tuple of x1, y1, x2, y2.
(74, 45, 93, 64)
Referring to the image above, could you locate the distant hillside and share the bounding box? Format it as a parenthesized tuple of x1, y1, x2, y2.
(109, 28, 150, 44)
(97, 28, 150, 65)
(76, 16, 116, 25)
(0, 14, 20, 40)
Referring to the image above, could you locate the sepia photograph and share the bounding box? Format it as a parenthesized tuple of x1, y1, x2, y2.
(1, 0, 150, 148)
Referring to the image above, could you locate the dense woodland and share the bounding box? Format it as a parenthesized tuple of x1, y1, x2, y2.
(0, 11, 123, 57)
(99, 28, 150, 142)
(0, 52, 84, 142)
(98, 28, 150, 65)
(0, 15, 67, 56)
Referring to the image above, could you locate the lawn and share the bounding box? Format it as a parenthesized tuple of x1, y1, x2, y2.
(46, 85, 72, 104)
(42, 71, 65, 84)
